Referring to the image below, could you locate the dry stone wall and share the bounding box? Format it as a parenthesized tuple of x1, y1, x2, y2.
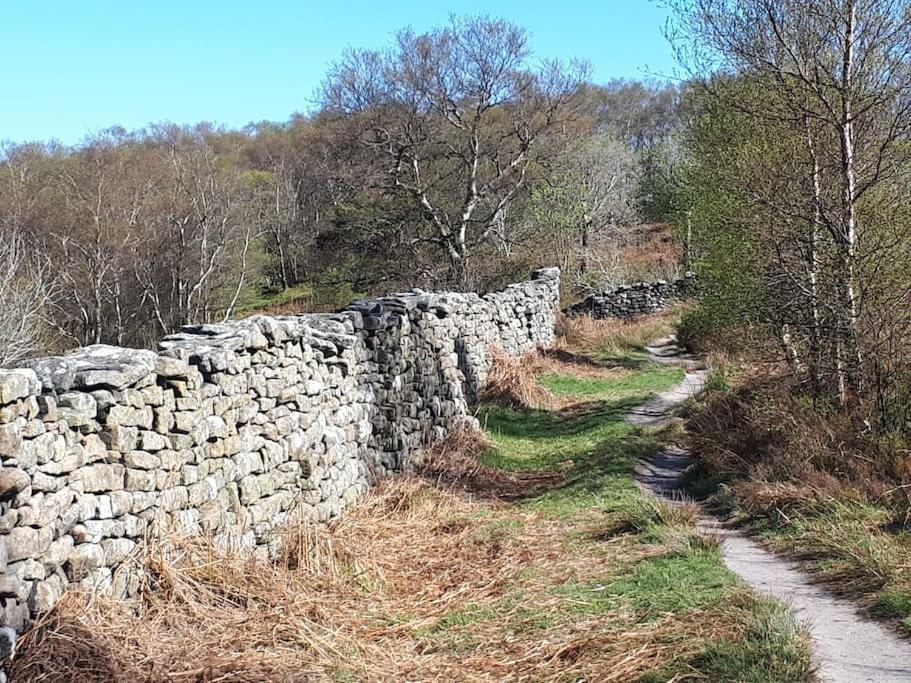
(0, 268, 559, 630)
(564, 274, 696, 318)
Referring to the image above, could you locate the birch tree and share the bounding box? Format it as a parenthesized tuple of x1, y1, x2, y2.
(668, 0, 911, 406)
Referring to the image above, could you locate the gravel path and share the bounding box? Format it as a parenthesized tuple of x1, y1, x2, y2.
(629, 337, 911, 683)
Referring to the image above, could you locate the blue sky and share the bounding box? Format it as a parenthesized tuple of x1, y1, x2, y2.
(2, 1, 675, 145)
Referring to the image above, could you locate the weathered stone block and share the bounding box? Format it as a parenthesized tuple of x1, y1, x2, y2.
(65, 542, 105, 581)
(0, 369, 38, 405)
(72, 463, 125, 493)
(0, 468, 30, 500)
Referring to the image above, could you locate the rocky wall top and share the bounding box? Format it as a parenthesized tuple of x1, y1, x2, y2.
(564, 273, 696, 319)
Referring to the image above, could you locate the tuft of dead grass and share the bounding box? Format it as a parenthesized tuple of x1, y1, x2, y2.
(12, 476, 513, 682)
(555, 310, 681, 356)
(480, 347, 558, 410)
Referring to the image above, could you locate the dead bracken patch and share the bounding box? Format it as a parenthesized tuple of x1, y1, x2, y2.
(554, 309, 681, 354)
(10, 472, 683, 683)
(415, 420, 566, 500)
(480, 347, 559, 410)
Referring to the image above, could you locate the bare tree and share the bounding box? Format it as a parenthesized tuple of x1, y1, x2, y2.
(48, 130, 156, 346)
(533, 133, 642, 290)
(322, 15, 588, 287)
(138, 125, 263, 333)
(0, 231, 55, 366)
(570, 134, 642, 280)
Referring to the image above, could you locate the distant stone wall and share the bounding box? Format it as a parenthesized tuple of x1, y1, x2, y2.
(0, 268, 559, 630)
(564, 274, 696, 319)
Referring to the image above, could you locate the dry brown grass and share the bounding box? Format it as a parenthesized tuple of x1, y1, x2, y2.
(555, 310, 681, 356)
(688, 375, 906, 500)
(480, 347, 557, 410)
(12, 423, 722, 683)
(12, 509, 737, 683)
(10, 486, 706, 683)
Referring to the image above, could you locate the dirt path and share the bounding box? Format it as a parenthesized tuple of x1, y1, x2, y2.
(630, 336, 911, 683)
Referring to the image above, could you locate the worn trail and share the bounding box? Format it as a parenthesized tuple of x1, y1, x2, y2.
(629, 337, 911, 683)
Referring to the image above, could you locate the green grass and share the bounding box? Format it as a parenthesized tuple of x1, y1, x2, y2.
(468, 348, 814, 681)
(539, 363, 682, 398)
(432, 603, 497, 631)
(238, 283, 313, 314)
(478, 360, 681, 518)
(557, 547, 736, 617)
(237, 281, 366, 315)
(741, 498, 911, 633)
(613, 548, 733, 613)
(872, 588, 911, 629)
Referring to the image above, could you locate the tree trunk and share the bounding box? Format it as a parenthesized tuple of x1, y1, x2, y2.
(579, 217, 590, 277)
(780, 324, 802, 376)
(804, 116, 823, 397)
(684, 209, 693, 273)
(451, 252, 470, 290)
(838, 0, 862, 398)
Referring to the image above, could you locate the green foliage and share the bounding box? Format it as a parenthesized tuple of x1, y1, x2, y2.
(638, 138, 682, 221)
(477, 359, 683, 520)
(671, 79, 778, 352)
(871, 588, 911, 626)
(432, 603, 497, 632)
(239, 281, 365, 315)
(538, 365, 683, 398)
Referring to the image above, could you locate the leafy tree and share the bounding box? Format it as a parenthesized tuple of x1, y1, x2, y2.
(668, 0, 911, 419)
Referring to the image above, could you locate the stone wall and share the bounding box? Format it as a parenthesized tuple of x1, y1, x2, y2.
(564, 273, 696, 319)
(0, 268, 559, 630)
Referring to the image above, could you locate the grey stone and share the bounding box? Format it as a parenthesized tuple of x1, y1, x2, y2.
(29, 573, 65, 613)
(0, 420, 23, 457)
(103, 424, 139, 452)
(72, 463, 125, 493)
(18, 357, 77, 392)
(101, 538, 136, 564)
(57, 392, 97, 425)
(124, 450, 161, 469)
(138, 431, 170, 452)
(66, 345, 158, 390)
(0, 369, 39, 403)
(0, 468, 30, 500)
(65, 543, 105, 581)
(7, 526, 53, 562)
(40, 534, 74, 568)
(106, 405, 153, 429)
(0, 576, 28, 600)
